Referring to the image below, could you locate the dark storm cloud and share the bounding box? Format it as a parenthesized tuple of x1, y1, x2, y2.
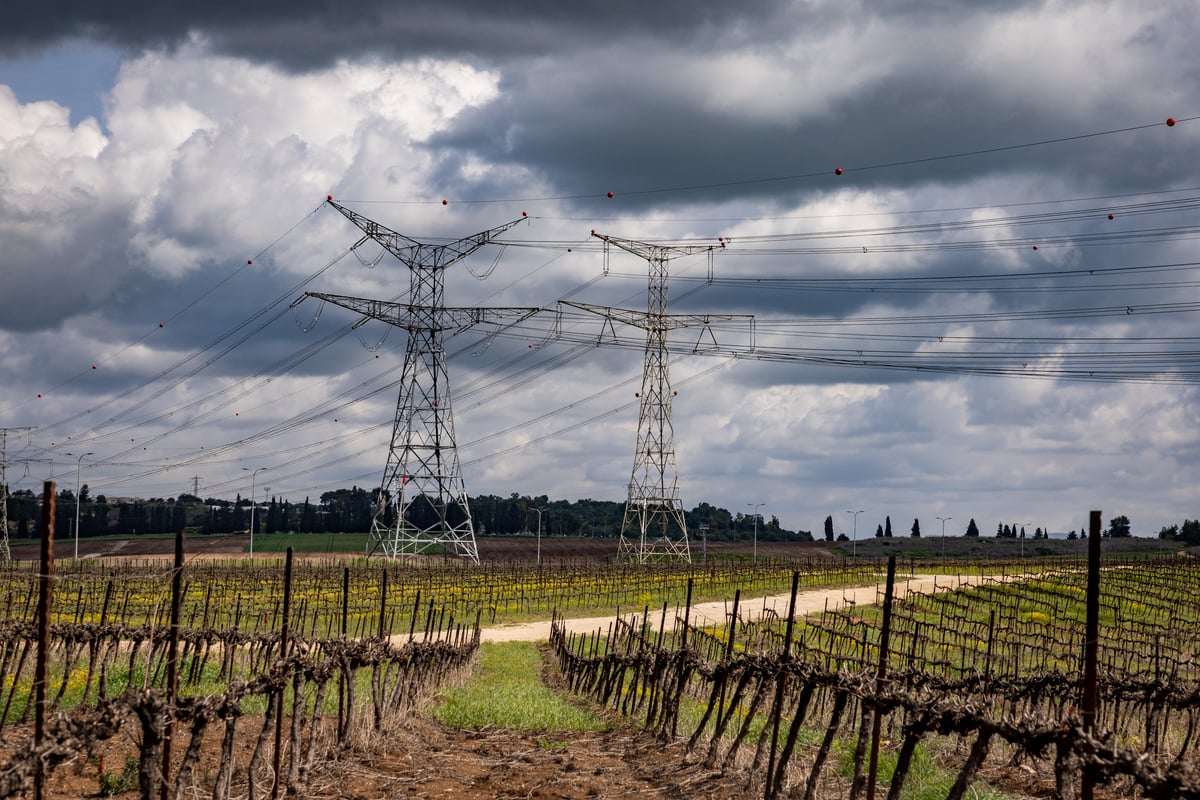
(0, 0, 784, 64)
(6, 0, 1192, 211)
(439, 50, 1188, 212)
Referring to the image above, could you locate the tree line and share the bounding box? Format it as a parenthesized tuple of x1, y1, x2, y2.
(819, 512, 1156, 542)
(2, 485, 813, 541)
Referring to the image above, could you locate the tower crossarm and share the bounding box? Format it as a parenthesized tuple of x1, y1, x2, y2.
(328, 200, 528, 269)
(560, 301, 752, 332)
(590, 232, 717, 260)
(305, 292, 541, 332)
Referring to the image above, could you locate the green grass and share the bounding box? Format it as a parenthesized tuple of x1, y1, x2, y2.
(430, 642, 608, 731)
(834, 736, 1005, 800)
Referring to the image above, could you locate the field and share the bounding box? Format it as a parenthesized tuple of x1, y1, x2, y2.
(8, 529, 1184, 565)
(1, 532, 1198, 798)
(5, 531, 843, 563)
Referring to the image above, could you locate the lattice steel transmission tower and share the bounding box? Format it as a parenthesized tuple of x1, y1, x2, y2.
(308, 200, 533, 564)
(564, 233, 750, 563)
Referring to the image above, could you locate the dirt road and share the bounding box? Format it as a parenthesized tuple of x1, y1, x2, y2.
(478, 571, 990, 643)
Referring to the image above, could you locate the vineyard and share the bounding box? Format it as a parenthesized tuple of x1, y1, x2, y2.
(5, 509, 1200, 799)
(0, 521, 883, 800)
(552, 553, 1200, 799)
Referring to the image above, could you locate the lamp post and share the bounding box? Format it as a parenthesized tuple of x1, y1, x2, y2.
(747, 502, 764, 562)
(242, 467, 268, 559)
(936, 516, 952, 559)
(65, 452, 93, 560)
(534, 507, 546, 567)
(846, 509, 863, 557)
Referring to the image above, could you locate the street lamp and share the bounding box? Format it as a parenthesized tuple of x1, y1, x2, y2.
(846, 510, 863, 557)
(65, 452, 93, 560)
(534, 507, 547, 566)
(242, 467, 268, 558)
(747, 503, 764, 562)
(936, 516, 952, 559)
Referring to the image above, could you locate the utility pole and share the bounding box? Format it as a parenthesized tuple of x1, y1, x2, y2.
(937, 515, 952, 558)
(307, 199, 535, 564)
(564, 233, 751, 563)
(190, 476, 203, 498)
(534, 506, 546, 567)
(747, 502, 764, 562)
(243, 467, 267, 559)
(64, 452, 93, 560)
(847, 509, 864, 558)
(0, 427, 38, 561)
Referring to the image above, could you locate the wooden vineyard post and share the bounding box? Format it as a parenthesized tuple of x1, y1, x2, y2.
(161, 527, 185, 800)
(378, 567, 388, 640)
(408, 589, 421, 642)
(983, 608, 995, 687)
(865, 555, 897, 799)
(764, 570, 799, 800)
(668, 578, 694, 738)
(271, 546, 294, 800)
(1081, 510, 1101, 800)
(696, 590, 741, 763)
(33, 481, 55, 800)
(337, 566, 349, 740)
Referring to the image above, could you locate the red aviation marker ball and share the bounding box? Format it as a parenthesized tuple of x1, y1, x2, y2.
(1032, 245, 1038, 250)
(1167, 117, 1176, 127)
(835, 167, 843, 175)
(442, 199, 448, 205)
(1108, 213, 1115, 220)
(607, 191, 614, 198)
(522, 211, 528, 217)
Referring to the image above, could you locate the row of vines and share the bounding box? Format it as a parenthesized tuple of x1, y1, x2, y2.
(0, 555, 889, 637)
(0, 531, 485, 800)
(0, 527, 917, 799)
(553, 555, 1200, 799)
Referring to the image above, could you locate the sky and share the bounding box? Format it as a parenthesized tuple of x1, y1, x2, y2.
(1, 0, 1197, 540)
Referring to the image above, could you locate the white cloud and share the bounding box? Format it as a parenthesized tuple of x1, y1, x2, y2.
(1, 4, 1198, 545)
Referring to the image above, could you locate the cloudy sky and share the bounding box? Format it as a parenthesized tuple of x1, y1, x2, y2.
(1, 0, 1197, 541)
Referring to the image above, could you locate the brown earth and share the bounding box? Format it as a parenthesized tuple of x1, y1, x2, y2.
(307, 715, 760, 799)
(6, 714, 759, 800)
(6, 534, 836, 564)
(6, 533, 249, 562)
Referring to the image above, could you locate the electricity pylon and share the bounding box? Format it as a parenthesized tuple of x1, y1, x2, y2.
(563, 233, 751, 563)
(308, 200, 532, 564)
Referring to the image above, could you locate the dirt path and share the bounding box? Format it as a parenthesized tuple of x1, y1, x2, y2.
(478, 572, 993, 643)
(310, 715, 758, 799)
(342, 571, 1032, 799)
